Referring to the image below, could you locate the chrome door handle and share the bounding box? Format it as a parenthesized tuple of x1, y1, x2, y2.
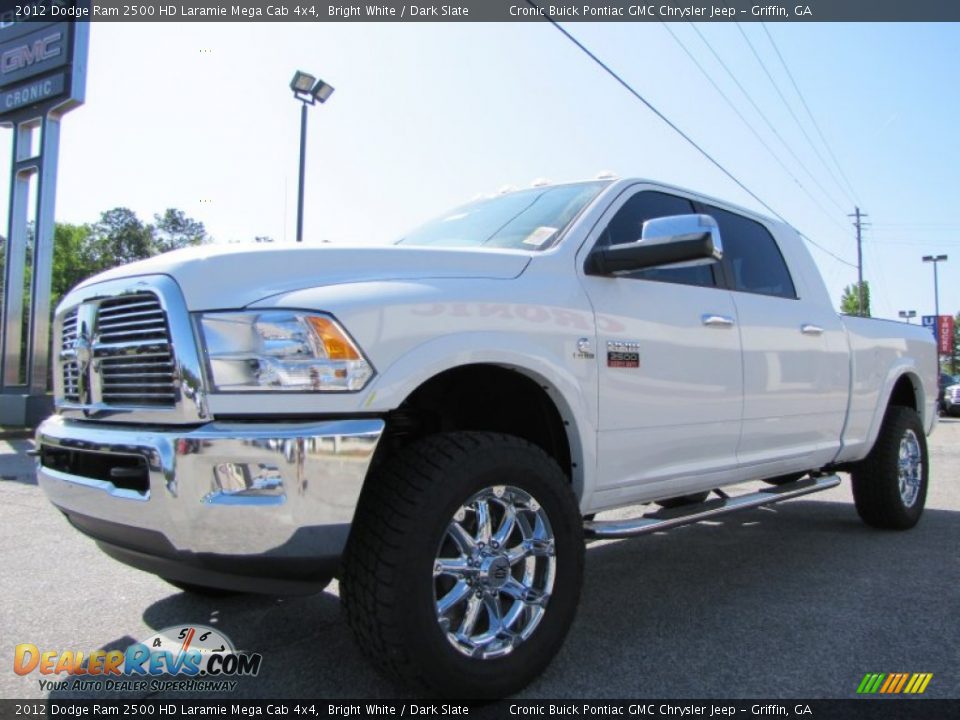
(801, 324, 824, 336)
(702, 314, 735, 328)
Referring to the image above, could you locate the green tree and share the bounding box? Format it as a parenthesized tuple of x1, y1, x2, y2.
(153, 208, 207, 253)
(52, 223, 92, 308)
(840, 281, 871, 317)
(84, 207, 155, 272)
(78, 206, 209, 279)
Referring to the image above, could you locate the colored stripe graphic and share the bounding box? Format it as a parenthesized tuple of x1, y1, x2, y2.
(905, 673, 934, 694)
(857, 673, 884, 694)
(857, 672, 932, 694)
(893, 673, 909, 693)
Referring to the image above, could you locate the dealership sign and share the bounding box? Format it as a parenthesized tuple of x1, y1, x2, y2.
(0, 6, 88, 424)
(937, 315, 954, 354)
(0, 12, 87, 121)
(921, 315, 955, 354)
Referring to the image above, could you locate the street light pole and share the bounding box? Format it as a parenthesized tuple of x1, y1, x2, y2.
(297, 101, 308, 244)
(922, 254, 948, 360)
(289, 71, 335, 243)
(898, 310, 916, 324)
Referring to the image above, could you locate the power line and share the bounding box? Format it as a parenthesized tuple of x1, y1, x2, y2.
(525, 10, 781, 219)
(525, 4, 859, 269)
(689, 24, 848, 217)
(865, 242, 895, 318)
(761, 23, 861, 206)
(870, 238, 960, 247)
(799, 232, 859, 269)
(661, 23, 853, 241)
(737, 23, 855, 209)
(871, 223, 960, 229)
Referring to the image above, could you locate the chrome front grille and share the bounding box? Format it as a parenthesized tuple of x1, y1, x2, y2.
(95, 294, 177, 406)
(58, 292, 177, 409)
(61, 308, 81, 403)
(55, 276, 207, 424)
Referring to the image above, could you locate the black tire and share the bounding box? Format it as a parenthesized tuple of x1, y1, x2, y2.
(763, 472, 805, 486)
(163, 579, 240, 597)
(341, 432, 584, 698)
(656, 491, 710, 509)
(851, 406, 928, 530)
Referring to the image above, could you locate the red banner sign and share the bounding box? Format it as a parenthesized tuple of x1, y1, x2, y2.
(938, 315, 954, 354)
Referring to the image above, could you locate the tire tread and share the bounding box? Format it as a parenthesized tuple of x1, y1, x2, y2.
(341, 431, 582, 695)
(851, 406, 927, 530)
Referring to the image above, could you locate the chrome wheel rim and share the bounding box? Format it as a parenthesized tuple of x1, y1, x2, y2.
(898, 429, 922, 508)
(433, 485, 556, 659)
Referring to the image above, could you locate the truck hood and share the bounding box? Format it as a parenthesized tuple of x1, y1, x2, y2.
(76, 243, 532, 310)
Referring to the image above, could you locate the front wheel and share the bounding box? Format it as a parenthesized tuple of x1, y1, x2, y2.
(341, 432, 584, 698)
(851, 406, 928, 530)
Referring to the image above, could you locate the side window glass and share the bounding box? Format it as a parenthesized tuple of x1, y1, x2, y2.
(597, 191, 716, 288)
(707, 206, 797, 299)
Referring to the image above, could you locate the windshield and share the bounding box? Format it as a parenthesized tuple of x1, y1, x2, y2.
(396, 181, 608, 251)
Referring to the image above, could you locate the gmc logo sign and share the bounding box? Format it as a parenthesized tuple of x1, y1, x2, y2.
(0, 33, 62, 75)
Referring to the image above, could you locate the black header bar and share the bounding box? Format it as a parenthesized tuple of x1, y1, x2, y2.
(1, 699, 959, 720)
(2, 0, 960, 23)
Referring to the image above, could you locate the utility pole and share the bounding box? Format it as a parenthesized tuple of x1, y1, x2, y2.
(848, 207, 869, 316)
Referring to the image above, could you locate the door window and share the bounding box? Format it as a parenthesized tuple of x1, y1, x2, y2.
(705, 206, 797, 299)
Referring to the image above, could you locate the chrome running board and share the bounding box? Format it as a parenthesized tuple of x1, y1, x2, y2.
(583, 475, 841, 539)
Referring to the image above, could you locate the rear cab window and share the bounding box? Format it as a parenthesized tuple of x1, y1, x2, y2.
(703, 205, 797, 299)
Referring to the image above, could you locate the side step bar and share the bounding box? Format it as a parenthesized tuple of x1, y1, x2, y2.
(584, 474, 841, 539)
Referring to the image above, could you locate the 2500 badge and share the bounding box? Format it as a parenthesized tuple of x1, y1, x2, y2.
(607, 341, 641, 368)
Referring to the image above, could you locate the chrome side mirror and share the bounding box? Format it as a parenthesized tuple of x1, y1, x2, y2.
(586, 214, 723, 275)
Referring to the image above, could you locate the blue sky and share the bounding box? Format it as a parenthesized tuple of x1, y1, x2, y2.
(2, 21, 958, 323)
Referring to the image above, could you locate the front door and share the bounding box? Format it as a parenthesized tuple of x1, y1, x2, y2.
(577, 186, 744, 507)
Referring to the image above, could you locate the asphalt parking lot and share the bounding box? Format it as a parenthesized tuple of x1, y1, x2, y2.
(1, 418, 958, 701)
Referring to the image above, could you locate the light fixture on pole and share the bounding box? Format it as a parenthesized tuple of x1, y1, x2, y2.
(922, 254, 948, 357)
(290, 71, 335, 243)
(898, 310, 916, 323)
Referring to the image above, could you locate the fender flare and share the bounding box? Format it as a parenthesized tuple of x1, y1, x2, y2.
(363, 332, 597, 506)
(861, 365, 929, 457)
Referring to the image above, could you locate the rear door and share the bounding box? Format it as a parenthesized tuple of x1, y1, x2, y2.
(702, 204, 849, 473)
(577, 187, 743, 505)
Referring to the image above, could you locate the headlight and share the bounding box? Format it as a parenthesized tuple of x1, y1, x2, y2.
(197, 311, 374, 392)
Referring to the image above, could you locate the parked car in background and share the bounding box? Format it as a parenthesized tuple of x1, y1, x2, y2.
(939, 373, 957, 414)
(942, 376, 960, 417)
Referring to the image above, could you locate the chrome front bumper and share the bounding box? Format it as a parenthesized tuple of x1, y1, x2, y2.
(35, 415, 384, 591)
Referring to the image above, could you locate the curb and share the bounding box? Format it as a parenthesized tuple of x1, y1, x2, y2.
(0, 428, 35, 440)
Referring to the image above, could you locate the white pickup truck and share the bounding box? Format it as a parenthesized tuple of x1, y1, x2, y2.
(36, 178, 936, 697)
